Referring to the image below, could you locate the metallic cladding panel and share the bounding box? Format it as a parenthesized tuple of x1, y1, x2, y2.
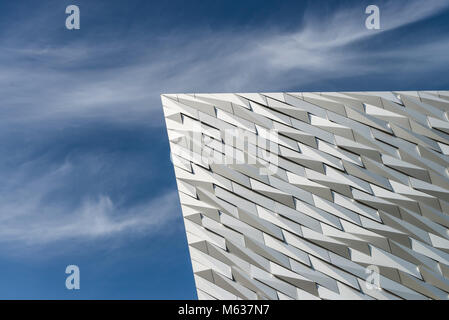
(162, 91, 449, 300)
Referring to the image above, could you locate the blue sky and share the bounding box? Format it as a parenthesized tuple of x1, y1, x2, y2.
(0, 0, 448, 299)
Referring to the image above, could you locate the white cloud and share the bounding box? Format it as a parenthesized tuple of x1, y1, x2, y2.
(0, 178, 180, 246)
(1, 0, 448, 126)
(0, 150, 180, 249)
(1, 0, 448, 127)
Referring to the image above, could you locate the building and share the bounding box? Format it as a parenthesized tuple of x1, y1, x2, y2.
(161, 91, 449, 300)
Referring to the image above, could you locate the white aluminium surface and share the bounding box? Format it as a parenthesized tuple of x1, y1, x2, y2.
(162, 91, 449, 300)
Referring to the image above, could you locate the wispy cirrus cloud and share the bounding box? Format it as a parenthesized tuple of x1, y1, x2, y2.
(257, 0, 449, 71)
(0, 152, 180, 247)
(0, 190, 180, 246)
(2, 0, 449, 124)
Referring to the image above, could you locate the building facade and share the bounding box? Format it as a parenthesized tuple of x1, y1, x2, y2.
(161, 91, 449, 300)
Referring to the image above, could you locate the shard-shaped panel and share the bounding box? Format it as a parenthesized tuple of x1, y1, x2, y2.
(161, 91, 449, 300)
